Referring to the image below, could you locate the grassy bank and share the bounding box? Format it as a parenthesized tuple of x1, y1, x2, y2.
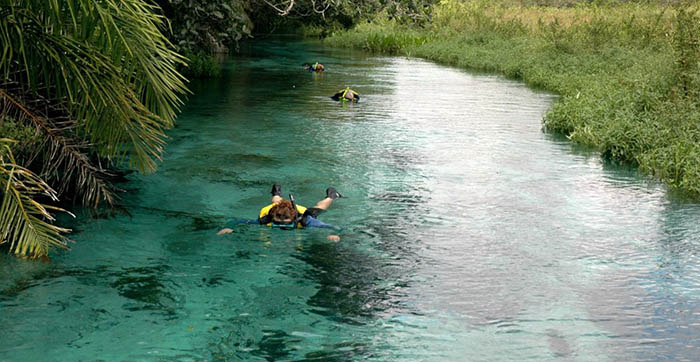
(325, 1, 700, 196)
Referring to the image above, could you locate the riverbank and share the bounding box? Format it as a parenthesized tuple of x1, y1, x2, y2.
(324, 1, 700, 196)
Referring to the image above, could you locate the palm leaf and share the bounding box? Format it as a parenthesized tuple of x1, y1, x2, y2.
(0, 86, 117, 208)
(0, 1, 189, 258)
(0, 1, 188, 174)
(0, 139, 71, 259)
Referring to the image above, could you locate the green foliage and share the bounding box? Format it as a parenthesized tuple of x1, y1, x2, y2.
(0, 0, 188, 258)
(248, 0, 436, 35)
(181, 52, 223, 78)
(325, 17, 434, 54)
(327, 0, 700, 196)
(300, 22, 347, 38)
(157, 0, 253, 79)
(0, 139, 70, 259)
(0, 118, 41, 162)
(363, 29, 433, 54)
(672, 6, 700, 98)
(300, 24, 326, 37)
(1, 0, 188, 174)
(163, 0, 252, 53)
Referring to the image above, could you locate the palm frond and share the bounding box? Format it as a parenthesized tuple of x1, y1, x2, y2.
(0, 138, 71, 259)
(0, 1, 188, 174)
(0, 86, 117, 208)
(0, 1, 189, 259)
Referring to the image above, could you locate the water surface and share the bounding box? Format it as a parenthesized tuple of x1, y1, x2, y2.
(1, 38, 699, 361)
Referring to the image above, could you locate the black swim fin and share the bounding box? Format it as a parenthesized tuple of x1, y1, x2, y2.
(326, 187, 345, 199)
(271, 184, 282, 196)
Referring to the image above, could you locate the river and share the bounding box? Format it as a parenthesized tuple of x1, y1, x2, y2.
(1, 38, 698, 361)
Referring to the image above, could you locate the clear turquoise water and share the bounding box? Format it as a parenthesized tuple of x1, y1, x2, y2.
(1, 38, 699, 361)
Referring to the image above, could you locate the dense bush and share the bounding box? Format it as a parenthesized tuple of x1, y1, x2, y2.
(157, 0, 252, 54)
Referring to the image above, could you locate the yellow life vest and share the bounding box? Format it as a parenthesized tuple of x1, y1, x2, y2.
(259, 202, 307, 228)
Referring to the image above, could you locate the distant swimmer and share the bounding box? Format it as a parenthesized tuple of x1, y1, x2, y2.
(217, 184, 345, 242)
(303, 62, 325, 72)
(331, 87, 360, 103)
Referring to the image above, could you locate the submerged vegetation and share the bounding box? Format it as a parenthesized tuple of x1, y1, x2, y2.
(326, 0, 700, 195)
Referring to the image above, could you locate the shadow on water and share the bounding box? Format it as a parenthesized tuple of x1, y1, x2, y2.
(249, 329, 300, 361)
(109, 265, 179, 316)
(158, 156, 279, 186)
(251, 330, 371, 362)
(299, 342, 374, 362)
(286, 178, 431, 359)
(0, 266, 102, 300)
(210, 241, 401, 361)
(635, 203, 700, 360)
(296, 242, 411, 322)
(121, 206, 225, 229)
(209, 324, 371, 362)
(1, 264, 180, 317)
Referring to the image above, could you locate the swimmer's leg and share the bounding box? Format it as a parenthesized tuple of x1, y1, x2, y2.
(312, 187, 344, 211)
(271, 184, 283, 203)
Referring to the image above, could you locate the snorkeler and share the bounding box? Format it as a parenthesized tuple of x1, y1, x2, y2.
(303, 62, 325, 72)
(217, 184, 345, 241)
(331, 87, 360, 103)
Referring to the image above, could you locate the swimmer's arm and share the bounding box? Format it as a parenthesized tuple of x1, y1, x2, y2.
(309, 221, 341, 241)
(217, 218, 258, 235)
(217, 228, 234, 235)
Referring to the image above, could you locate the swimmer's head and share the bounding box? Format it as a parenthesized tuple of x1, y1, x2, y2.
(269, 200, 297, 224)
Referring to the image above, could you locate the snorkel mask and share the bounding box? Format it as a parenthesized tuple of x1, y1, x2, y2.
(270, 222, 296, 230)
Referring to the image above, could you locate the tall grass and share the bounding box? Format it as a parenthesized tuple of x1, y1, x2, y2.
(326, 0, 700, 196)
(180, 52, 222, 78)
(327, 16, 435, 55)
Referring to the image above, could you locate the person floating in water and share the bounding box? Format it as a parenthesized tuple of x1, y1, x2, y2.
(303, 62, 324, 72)
(217, 184, 345, 241)
(331, 87, 360, 103)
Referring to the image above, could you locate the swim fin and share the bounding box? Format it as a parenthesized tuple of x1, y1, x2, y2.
(271, 184, 282, 196)
(326, 187, 345, 199)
